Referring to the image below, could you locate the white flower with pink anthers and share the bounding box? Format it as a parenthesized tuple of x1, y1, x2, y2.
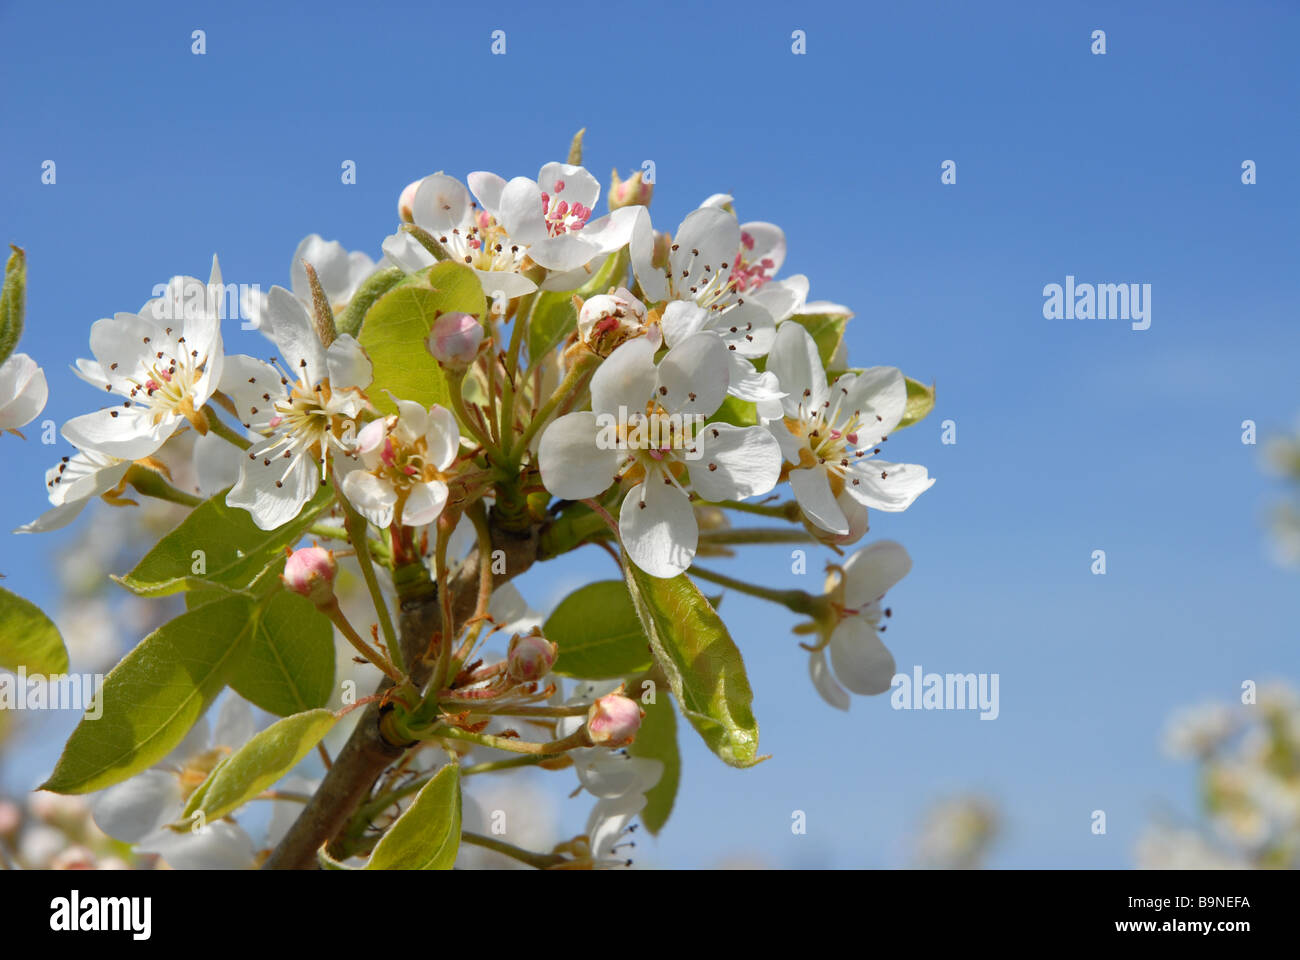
(630, 204, 783, 403)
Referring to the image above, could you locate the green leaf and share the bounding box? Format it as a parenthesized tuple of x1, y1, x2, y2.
(41, 596, 255, 794)
(0, 585, 68, 675)
(0, 245, 26, 367)
(526, 249, 627, 365)
(117, 486, 332, 598)
(359, 262, 485, 417)
(711, 395, 758, 428)
(336, 266, 404, 339)
(227, 591, 335, 716)
(789, 308, 851, 368)
(545, 580, 654, 679)
(629, 695, 680, 835)
(622, 562, 764, 768)
(193, 708, 336, 822)
(897, 377, 936, 430)
(365, 764, 461, 870)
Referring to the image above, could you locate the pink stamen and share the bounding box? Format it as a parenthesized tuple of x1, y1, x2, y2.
(553, 180, 565, 192)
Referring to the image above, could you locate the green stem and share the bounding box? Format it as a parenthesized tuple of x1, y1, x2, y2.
(204, 405, 252, 451)
(460, 755, 551, 776)
(516, 348, 601, 456)
(461, 831, 565, 869)
(123, 465, 203, 507)
(432, 725, 588, 756)
(698, 528, 820, 546)
(707, 498, 801, 521)
(689, 565, 825, 616)
(320, 597, 404, 685)
(338, 495, 402, 675)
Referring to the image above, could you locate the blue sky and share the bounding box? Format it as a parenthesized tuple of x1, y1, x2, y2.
(1, 0, 1298, 867)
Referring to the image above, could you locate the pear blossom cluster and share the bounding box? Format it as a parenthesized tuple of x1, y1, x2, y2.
(9, 139, 941, 871)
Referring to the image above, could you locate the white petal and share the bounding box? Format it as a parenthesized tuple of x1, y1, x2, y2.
(467, 170, 507, 219)
(843, 459, 934, 513)
(656, 332, 729, 417)
(326, 334, 372, 390)
(628, 207, 668, 302)
(0, 355, 46, 429)
(62, 407, 174, 460)
(411, 174, 471, 234)
(538, 412, 620, 499)
(217, 354, 285, 433)
(670, 207, 738, 286)
(829, 618, 896, 696)
(137, 820, 256, 870)
(537, 161, 600, 212)
(226, 447, 319, 530)
(809, 648, 851, 711)
(590, 336, 657, 418)
(660, 300, 708, 346)
(576, 753, 663, 799)
(768, 321, 827, 418)
(836, 366, 907, 437)
(750, 274, 809, 323)
(499, 177, 549, 246)
(619, 479, 698, 579)
(391, 397, 429, 444)
(725, 355, 783, 403)
(528, 234, 602, 272)
(381, 232, 436, 273)
(475, 269, 536, 300)
(425, 404, 460, 471)
(265, 286, 327, 387)
(842, 540, 912, 609)
(587, 793, 646, 863)
(91, 771, 182, 843)
(341, 470, 397, 528)
(789, 466, 849, 535)
(738, 221, 787, 275)
(402, 479, 448, 527)
(689, 423, 781, 502)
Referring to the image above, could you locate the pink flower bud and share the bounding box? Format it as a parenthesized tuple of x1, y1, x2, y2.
(398, 179, 422, 223)
(281, 546, 337, 605)
(586, 692, 643, 747)
(506, 631, 557, 682)
(427, 312, 484, 369)
(608, 169, 654, 210)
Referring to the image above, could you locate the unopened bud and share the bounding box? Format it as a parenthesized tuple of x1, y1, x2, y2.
(585, 692, 643, 747)
(608, 168, 654, 210)
(398, 179, 422, 223)
(506, 630, 557, 682)
(281, 546, 337, 605)
(427, 312, 484, 369)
